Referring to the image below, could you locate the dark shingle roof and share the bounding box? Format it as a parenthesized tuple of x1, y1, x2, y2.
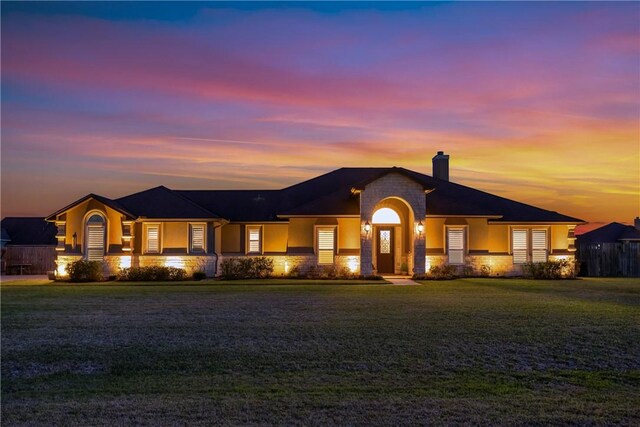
(280, 167, 583, 222)
(577, 222, 640, 244)
(116, 186, 220, 219)
(48, 167, 584, 224)
(0, 217, 57, 245)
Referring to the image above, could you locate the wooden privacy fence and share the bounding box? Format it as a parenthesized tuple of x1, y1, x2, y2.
(578, 242, 640, 277)
(2, 246, 56, 275)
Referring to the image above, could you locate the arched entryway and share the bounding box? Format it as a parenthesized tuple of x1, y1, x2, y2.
(371, 198, 415, 275)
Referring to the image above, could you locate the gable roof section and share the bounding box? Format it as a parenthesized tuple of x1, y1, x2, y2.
(115, 186, 221, 219)
(280, 167, 583, 222)
(45, 194, 136, 221)
(577, 222, 640, 244)
(0, 217, 57, 245)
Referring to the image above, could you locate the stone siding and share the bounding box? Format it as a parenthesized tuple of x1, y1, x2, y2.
(360, 172, 426, 276)
(425, 253, 576, 277)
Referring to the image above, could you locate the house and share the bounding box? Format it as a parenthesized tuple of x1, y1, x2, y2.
(1, 217, 57, 274)
(46, 152, 584, 278)
(576, 219, 640, 277)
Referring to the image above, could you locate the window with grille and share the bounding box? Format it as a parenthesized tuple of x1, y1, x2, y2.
(512, 229, 528, 264)
(448, 228, 464, 264)
(190, 224, 205, 253)
(146, 225, 160, 253)
(247, 227, 261, 253)
(85, 214, 105, 261)
(532, 229, 548, 263)
(317, 228, 335, 264)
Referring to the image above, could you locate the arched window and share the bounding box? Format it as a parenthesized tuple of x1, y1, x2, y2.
(372, 207, 401, 224)
(85, 213, 106, 261)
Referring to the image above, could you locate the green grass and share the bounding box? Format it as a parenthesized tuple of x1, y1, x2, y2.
(2, 278, 639, 425)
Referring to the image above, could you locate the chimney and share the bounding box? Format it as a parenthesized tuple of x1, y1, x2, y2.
(432, 151, 449, 181)
(635, 217, 640, 230)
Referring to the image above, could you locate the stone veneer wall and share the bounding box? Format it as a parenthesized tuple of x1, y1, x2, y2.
(426, 253, 576, 277)
(217, 254, 361, 276)
(359, 172, 426, 276)
(136, 255, 217, 277)
(56, 254, 218, 277)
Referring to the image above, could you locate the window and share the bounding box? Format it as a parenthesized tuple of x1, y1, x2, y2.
(447, 228, 465, 264)
(247, 226, 261, 253)
(86, 214, 105, 261)
(146, 225, 160, 253)
(317, 228, 335, 264)
(372, 207, 401, 224)
(532, 229, 548, 263)
(512, 229, 528, 264)
(190, 224, 205, 253)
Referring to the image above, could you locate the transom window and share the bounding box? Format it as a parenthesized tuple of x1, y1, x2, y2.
(85, 213, 105, 261)
(372, 207, 401, 224)
(317, 228, 335, 264)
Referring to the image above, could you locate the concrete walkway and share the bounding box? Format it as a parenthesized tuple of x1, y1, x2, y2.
(382, 276, 421, 286)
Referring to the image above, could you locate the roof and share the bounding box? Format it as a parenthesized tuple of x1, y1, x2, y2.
(0, 217, 57, 245)
(115, 186, 221, 219)
(280, 167, 583, 222)
(577, 222, 640, 245)
(47, 167, 584, 224)
(46, 193, 135, 221)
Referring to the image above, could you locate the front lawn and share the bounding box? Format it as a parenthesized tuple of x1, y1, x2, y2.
(2, 278, 639, 425)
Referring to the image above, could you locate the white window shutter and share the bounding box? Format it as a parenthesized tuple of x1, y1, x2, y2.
(147, 226, 159, 253)
(532, 230, 548, 263)
(87, 225, 105, 261)
(191, 225, 205, 252)
(248, 227, 261, 253)
(318, 229, 335, 264)
(512, 230, 528, 263)
(448, 229, 464, 264)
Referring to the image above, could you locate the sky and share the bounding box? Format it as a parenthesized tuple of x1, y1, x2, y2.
(1, 1, 639, 226)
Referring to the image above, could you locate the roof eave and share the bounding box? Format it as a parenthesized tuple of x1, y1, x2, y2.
(45, 194, 136, 222)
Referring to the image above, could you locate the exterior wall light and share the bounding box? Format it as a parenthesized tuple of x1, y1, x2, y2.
(364, 221, 372, 233)
(72, 232, 77, 250)
(417, 221, 424, 236)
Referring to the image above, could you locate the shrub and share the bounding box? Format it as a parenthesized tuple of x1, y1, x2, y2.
(192, 271, 207, 281)
(66, 259, 103, 282)
(522, 260, 575, 279)
(414, 264, 458, 280)
(119, 266, 187, 281)
(219, 257, 274, 279)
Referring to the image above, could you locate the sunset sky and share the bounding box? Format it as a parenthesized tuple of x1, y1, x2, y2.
(1, 2, 639, 226)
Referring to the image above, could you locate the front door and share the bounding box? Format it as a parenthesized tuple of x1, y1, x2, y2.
(377, 227, 394, 274)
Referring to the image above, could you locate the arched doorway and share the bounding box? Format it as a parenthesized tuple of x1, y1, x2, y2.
(370, 198, 415, 275)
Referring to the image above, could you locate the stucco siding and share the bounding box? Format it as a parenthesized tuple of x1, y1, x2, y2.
(337, 218, 360, 250)
(221, 224, 241, 253)
(264, 224, 288, 253)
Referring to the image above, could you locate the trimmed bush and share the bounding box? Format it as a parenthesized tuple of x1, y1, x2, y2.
(414, 264, 458, 280)
(522, 259, 576, 279)
(119, 266, 187, 281)
(219, 257, 274, 279)
(66, 260, 103, 282)
(192, 271, 207, 281)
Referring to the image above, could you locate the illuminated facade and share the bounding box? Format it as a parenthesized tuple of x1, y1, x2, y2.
(46, 152, 583, 278)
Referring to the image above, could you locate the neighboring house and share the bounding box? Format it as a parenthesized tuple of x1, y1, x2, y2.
(576, 219, 640, 277)
(46, 152, 584, 278)
(0, 217, 57, 274)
